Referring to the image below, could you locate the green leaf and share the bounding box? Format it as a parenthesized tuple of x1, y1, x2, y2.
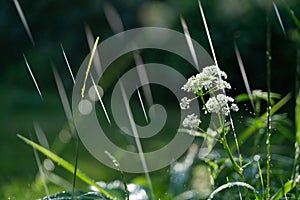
(283, 0, 300, 31)
(232, 93, 291, 151)
(207, 182, 262, 200)
(41, 191, 109, 200)
(235, 94, 251, 103)
(17, 134, 116, 200)
(296, 90, 300, 148)
(271, 178, 299, 200)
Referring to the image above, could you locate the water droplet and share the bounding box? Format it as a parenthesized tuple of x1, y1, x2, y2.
(78, 99, 92, 115)
(88, 85, 104, 101)
(43, 158, 55, 171)
(59, 129, 71, 143)
(266, 140, 269, 145)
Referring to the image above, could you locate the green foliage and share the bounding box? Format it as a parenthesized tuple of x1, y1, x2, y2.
(3, 0, 300, 199)
(17, 134, 116, 200)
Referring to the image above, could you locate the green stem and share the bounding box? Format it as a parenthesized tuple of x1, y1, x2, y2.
(266, 0, 272, 199)
(199, 89, 209, 114)
(222, 135, 243, 176)
(221, 131, 250, 199)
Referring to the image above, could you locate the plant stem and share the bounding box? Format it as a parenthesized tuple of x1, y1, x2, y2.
(222, 135, 243, 176)
(221, 131, 250, 199)
(266, 0, 272, 199)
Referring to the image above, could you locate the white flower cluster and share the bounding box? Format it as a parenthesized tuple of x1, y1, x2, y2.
(182, 65, 231, 93)
(180, 97, 191, 110)
(205, 94, 239, 116)
(182, 113, 201, 129)
(180, 65, 239, 129)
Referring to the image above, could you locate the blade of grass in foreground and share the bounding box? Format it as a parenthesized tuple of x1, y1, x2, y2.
(271, 176, 300, 200)
(17, 134, 117, 200)
(283, 0, 300, 31)
(81, 36, 100, 98)
(207, 182, 261, 200)
(13, 0, 35, 45)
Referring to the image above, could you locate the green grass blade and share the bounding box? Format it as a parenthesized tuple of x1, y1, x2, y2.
(292, 90, 300, 199)
(271, 177, 299, 200)
(296, 91, 300, 148)
(81, 36, 100, 98)
(232, 93, 291, 151)
(283, 0, 300, 31)
(207, 182, 261, 200)
(17, 134, 116, 200)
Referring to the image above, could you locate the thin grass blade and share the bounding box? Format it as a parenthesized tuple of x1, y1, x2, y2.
(60, 44, 75, 84)
(17, 134, 116, 200)
(234, 43, 255, 111)
(43, 171, 73, 191)
(81, 36, 99, 98)
(198, 0, 218, 67)
(34, 122, 50, 150)
(273, 2, 286, 35)
(52, 66, 75, 135)
(136, 86, 149, 123)
(134, 52, 154, 107)
(31, 134, 49, 198)
(103, 3, 124, 33)
(90, 75, 111, 125)
(23, 54, 43, 99)
(13, 0, 34, 45)
(180, 16, 199, 69)
(291, 90, 300, 199)
(104, 151, 129, 200)
(119, 80, 155, 199)
(84, 24, 102, 75)
(283, 0, 300, 31)
(266, 2, 272, 197)
(207, 182, 261, 200)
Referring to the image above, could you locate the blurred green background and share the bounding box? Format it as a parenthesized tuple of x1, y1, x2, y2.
(0, 0, 299, 199)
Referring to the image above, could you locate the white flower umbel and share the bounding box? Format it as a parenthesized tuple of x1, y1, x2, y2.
(205, 94, 239, 116)
(182, 65, 231, 94)
(180, 97, 191, 110)
(182, 113, 201, 129)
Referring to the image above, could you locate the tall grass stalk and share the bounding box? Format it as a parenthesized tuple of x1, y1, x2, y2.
(71, 136, 79, 198)
(17, 134, 116, 200)
(13, 0, 35, 45)
(197, 1, 248, 197)
(119, 80, 155, 199)
(266, 0, 272, 199)
(81, 36, 99, 98)
(292, 35, 300, 200)
(23, 54, 43, 99)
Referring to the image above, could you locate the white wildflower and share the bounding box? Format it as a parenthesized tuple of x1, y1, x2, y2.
(180, 97, 191, 110)
(181, 75, 198, 92)
(230, 103, 239, 112)
(182, 113, 201, 129)
(182, 65, 231, 94)
(205, 94, 239, 116)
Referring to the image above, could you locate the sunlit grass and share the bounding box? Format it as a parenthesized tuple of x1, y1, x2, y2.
(3, 0, 300, 199)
